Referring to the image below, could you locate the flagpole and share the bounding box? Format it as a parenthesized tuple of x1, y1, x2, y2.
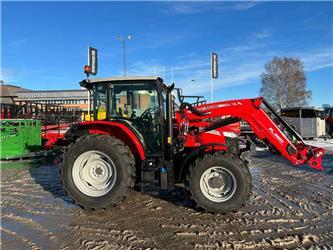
(171, 65, 174, 83)
(210, 52, 213, 103)
(211, 77, 213, 103)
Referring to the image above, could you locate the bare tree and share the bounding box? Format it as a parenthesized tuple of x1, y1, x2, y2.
(260, 57, 311, 110)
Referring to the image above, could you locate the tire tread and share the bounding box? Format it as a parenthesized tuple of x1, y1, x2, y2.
(185, 151, 252, 213)
(60, 134, 136, 210)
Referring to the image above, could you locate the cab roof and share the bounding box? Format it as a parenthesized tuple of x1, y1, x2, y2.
(88, 76, 161, 83)
(80, 76, 163, 89)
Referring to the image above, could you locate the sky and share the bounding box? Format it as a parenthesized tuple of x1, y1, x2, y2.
(1, 1, 333, 106)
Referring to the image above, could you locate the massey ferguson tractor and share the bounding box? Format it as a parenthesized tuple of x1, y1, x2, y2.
(59, 74, 325, 213)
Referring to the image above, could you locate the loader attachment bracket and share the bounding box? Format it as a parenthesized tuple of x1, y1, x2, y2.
(296, 144, 325, 170)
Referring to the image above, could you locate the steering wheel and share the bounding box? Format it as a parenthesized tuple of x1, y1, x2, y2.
(137, 108, 154, 125)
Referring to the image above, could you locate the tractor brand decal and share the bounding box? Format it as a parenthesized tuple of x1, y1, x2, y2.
(198, 102, 243, 111)
(221, 115, 231, 119)
(268, 127, 284, 144)
(205, 130, 221, 136)
(217, 102, 242, 108)
(197, 106, 212, 111)
(223, 131, 238, 138)
(217, 104, 230, 108)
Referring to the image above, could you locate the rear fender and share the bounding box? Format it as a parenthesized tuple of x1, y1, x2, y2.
(67, 121, 146, 160)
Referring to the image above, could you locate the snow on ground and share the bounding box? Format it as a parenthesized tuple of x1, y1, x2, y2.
(1, 153, 333, 249)
(304, 138, 333, 154)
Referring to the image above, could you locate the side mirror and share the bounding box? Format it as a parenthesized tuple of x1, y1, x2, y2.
(168, 83, 175, 92)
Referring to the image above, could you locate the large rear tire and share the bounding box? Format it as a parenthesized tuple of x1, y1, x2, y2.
(186, 152, 252, 213)
(60, 134, 136, 210)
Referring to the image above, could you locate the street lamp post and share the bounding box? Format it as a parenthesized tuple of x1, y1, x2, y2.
(117, 35, 131, 76)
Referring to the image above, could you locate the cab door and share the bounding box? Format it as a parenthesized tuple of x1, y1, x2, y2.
(110, 82, 164, 156)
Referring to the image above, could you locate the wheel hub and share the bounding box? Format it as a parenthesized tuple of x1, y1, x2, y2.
(94, 166, 103, 177)
(208, 175, 224, 189)
(72, 151, 116, 197)
(200, 166, 237, 202)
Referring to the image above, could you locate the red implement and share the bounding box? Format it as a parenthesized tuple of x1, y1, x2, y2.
(176, 97, 325, 170)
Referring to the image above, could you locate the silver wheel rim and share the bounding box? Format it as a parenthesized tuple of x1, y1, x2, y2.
(199, 166, 237, 202)
(72, 150, 116, 197)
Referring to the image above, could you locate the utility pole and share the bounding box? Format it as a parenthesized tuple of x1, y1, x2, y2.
(210, 77, 213, 103)
(117, 35, 131, 76)
(171, 65, 174, 83)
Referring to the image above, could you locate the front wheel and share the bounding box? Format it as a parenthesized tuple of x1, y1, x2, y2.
(60, 134, 136, 210)
(186, 152, 252, 213)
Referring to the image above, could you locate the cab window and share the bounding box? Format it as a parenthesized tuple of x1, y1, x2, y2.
(93, 85, 107, 120)
(111, 83, 159, 119)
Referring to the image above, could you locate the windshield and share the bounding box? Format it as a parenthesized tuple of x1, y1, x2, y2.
(93, 82, 159, 120)
(113, 83, 158, 119)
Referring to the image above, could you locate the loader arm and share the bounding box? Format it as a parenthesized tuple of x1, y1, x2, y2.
(179, 97, 325, 170)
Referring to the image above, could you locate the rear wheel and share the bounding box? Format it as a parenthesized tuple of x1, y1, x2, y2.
(186, 152, 252, 213)
(60, 134, 136, 209)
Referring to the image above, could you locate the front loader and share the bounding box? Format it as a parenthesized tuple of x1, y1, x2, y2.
(60, 75, 325, 213)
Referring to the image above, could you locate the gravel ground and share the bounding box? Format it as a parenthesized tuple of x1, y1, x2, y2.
(1, 151, 332, 249)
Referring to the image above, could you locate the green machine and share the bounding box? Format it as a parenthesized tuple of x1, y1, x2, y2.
(0, 119, 42, 159)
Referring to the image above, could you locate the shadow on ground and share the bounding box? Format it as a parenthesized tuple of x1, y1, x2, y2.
(28, 151, 333, 211)
(28, 157, 196, 211)
(28, 157, 75, 205)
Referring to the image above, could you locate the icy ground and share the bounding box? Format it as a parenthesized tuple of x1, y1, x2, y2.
(1, 152, 332, 249)
(304, 138, 333, 153)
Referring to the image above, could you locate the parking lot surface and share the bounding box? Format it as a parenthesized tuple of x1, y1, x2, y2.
(1, 151, 333, 249)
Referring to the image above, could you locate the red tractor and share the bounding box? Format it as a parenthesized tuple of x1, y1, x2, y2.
(60, 76, 325, 213)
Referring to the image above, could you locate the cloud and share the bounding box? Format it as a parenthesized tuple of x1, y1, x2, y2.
(126, 42, 267, 98)
(170, 56, 265, 96)
(160, 1, 262, 15)
(0, 68, 21, 84)
(298, 48, 333, 71)
(254, 30, 271, 39)
(301, 11, 325, 26)
(138, 33, 189, 50)
(0, 68, 45, 85)
(126, 37, 332, 100)
(232, 1, 262, 10)
(164, 2, 203, 14)
(127, 60, 163, 76)
(11, 39, 28, 47)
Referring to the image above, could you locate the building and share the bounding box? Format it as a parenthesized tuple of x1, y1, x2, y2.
(0, 83, 90, 111)
(0, 84, 29, 104)
(281, 107, 326, 138)
(15, 89, 89, 111)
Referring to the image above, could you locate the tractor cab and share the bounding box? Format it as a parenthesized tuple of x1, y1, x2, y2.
(80, 76, 168, 155)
